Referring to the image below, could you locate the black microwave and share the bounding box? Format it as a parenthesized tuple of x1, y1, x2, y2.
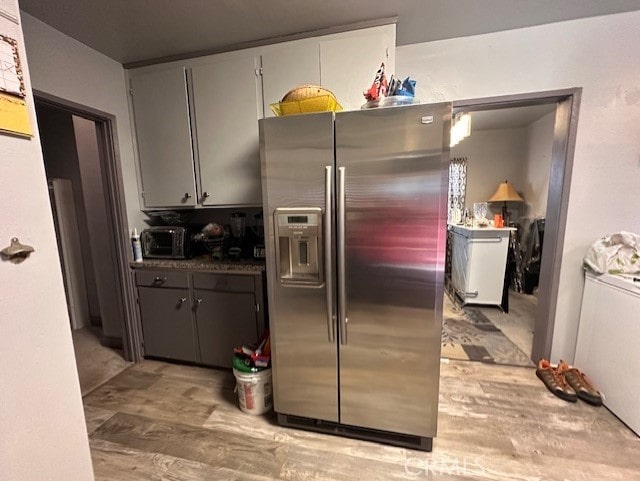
(141, 226, 192, 259)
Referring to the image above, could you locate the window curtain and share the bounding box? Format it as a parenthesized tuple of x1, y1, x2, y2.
(445, 157, 467, 287)
(447, 157, 467, 222)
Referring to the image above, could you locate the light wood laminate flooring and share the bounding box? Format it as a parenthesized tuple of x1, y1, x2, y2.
(83, 359, 640, 480)
(478, 291, 537, 360)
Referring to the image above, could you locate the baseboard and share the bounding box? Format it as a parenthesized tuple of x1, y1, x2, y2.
(277, 413, 433, 451)
(100, 335, 123, 350)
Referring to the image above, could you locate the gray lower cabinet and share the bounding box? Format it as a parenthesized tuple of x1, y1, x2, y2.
(136, 269, 265, 367)
(138, 287, 198, 362)
(194, 290, 258, 367)
(191, 272, 263, 368)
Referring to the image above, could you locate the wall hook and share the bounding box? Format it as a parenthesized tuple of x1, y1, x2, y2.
(1, 237, 35, 263)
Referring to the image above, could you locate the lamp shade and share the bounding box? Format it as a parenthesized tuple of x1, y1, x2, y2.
(488, 181, 524, 202)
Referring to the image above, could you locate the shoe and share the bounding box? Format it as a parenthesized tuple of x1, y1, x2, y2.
(557, 361, 603, 406)
(536, 359, 577, 402)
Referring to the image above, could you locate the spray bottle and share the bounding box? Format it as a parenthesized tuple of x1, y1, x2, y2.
(131, 228, 143, 262)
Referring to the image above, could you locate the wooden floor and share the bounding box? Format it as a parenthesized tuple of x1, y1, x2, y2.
(84, 359, 640, 480)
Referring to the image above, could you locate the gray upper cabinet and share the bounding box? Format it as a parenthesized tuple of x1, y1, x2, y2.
(128, 25, 395, 210)
(261, 40, 321, 118)
(130, 67, 197, 208)
(191, 54, 263, 206)
(262, 25, 395, 114)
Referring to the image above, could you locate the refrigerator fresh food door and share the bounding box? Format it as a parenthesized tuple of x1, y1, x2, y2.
(259, 112, 339, 422)
(335, 103, 450, 437)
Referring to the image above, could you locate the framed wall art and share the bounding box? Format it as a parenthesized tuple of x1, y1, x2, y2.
(0, 34, 32, 137)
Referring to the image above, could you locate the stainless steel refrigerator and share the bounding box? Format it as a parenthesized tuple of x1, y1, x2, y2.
(259, 103, 450, 451)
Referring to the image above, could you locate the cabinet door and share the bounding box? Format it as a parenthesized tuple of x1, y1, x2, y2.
(191, 55, 263, 206)
(466, 235, 510, 305)
(130, 67, 197, 207)
(138, 287, 197, 362)
(320, 26, 395, 111)
(261, 40, 321, 118)
(194, 289, 258, 368)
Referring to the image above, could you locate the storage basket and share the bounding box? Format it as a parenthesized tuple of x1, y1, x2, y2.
(271, 84, 342, 116)
(270, 95, 343, 116)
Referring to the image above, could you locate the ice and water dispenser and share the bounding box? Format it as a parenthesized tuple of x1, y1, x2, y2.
(274, 208, 323, 286)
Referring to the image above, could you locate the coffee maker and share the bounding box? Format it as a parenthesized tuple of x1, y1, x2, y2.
(251, 212, 265, 259)
(229, 212, 245, 260)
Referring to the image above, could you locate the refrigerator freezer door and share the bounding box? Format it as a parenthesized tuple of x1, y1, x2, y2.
(335, 103, 450, 437)
(259, 112, 339, 422)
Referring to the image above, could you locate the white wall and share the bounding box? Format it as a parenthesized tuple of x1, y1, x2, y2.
(0, 3, 94, 480)
(20, 12, 145, 234)
(451, 127, 528, 221)
(397, 11, 640, 362)
(523, 111, 555, 218)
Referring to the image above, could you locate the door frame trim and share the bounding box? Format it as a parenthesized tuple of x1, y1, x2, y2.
(34, 90, 142, 362)
(453, 87, 581, 361)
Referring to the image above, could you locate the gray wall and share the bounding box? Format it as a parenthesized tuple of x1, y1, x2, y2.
(451, 127, 528, 223)
(523, 112, 555, 218)
(0, 3, 95, 479)
(397, 11, 640, 361)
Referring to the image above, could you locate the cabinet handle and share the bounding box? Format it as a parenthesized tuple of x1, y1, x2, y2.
(179, 297, 187, 303)
(195, 298, 203, 304)
(153, 276, 167, 284)
(325, 165, 335, 344)
(461, 235, 503, 242)
(202, 192, 210, 199)
(337, 166, 347, 346)
(184, 192, 192, 199)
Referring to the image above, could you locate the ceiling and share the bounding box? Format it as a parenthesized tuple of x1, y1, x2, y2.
(19, 0, 640, 65)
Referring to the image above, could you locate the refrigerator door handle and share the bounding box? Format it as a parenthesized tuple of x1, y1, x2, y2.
(337, 166, 348, 345)
(325, 165, 335, 344)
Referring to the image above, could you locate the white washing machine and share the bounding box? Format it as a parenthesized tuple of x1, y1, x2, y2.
(574, 271, 640, 435)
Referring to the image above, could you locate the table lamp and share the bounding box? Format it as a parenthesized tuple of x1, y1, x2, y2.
(488, 181, 524, 225)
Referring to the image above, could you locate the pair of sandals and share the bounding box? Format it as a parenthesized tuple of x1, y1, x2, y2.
(536, 359, 603, 406)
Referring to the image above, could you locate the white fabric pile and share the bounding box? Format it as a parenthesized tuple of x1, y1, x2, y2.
(584, 231, 640, 274)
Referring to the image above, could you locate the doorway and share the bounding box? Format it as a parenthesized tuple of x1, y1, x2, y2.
(34, 93, 140, 394)
(442, 89, 580, 366)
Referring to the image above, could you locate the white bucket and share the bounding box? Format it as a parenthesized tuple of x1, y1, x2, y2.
(233, 368, 273, 415)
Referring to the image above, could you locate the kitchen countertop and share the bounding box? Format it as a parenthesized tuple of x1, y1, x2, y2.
(129, 255, 265, 275)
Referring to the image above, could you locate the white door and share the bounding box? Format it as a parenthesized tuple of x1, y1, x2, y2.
(0, 6, 94, 480)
